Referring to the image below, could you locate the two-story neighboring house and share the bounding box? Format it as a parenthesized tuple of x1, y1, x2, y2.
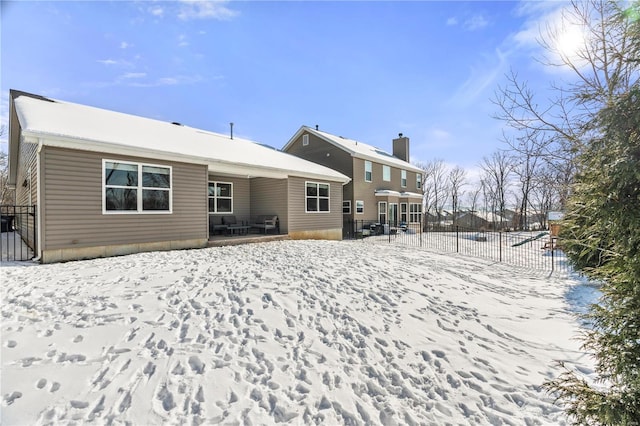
(283, 126, 424, 228)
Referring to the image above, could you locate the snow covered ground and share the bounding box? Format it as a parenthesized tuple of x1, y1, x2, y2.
(1, 240, 597, 425)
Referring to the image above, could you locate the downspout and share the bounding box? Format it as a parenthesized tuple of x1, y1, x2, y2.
(32, 140, 43, 262)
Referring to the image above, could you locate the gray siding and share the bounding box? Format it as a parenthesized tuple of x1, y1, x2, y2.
(15, 141, 38, 207)
(14, 138, 38, 250)
(285, 131, 421, 224)
(208, 175, 250, 223)
(250, 178, 288, 233)
(284, 132, 354, 177)
(287, 177, 343, 232)
(41, 146, 208, 251)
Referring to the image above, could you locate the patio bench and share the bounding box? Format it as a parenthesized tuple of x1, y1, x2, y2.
(209, 215, 227, 235)
(250, 215, 278, 234)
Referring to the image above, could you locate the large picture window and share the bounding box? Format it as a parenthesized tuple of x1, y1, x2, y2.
(209, 181, 233, 213)
(306, 182, 330, 212)
(104, 160, 171, 213)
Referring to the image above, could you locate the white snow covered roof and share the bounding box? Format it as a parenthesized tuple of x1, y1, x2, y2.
(284, 126, 422, 173)
(11, 92, 350, 183)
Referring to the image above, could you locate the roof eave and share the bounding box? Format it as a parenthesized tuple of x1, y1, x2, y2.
(24, 131, 350, 183)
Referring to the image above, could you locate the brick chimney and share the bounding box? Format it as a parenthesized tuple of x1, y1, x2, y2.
(392, 133, 410, 162)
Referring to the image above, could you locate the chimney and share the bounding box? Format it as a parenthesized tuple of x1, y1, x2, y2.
(392, 133, 410, 162)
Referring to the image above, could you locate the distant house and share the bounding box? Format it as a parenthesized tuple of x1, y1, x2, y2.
(456, 211, 508, 230)
(7, 91, 350, 263)
(283, 126, 423, 227)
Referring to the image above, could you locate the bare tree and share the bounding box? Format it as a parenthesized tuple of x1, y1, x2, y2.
(479, 150, 513, 229)
(448, 165, 467, 226)
(530, 164, 562, 229)
(493, 0, 640, 207)
(507, 130, 545, 230)
(0, 125, 13, 205)
(465, 180, 484, 229)
(417, 159, 449, 228)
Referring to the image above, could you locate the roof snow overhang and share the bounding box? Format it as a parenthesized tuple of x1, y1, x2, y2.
(11, 93, 351, 185)
(374, 190, 423, 199)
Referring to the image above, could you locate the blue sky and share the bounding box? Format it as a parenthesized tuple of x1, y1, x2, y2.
(1, 1, 575, 171)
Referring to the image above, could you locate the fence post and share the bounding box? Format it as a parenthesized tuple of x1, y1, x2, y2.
(499, 231, 502, 263)
(456, 226, 459, 253)
(551, 245, 555, 273)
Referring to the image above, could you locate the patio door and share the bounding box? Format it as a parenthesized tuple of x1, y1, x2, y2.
(389, 203, 398, 226)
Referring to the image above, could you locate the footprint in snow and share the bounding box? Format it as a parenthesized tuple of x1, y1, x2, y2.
(3, 391, 22, 405)
(188, 356, 205, 374)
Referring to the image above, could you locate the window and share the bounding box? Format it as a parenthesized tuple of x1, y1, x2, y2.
(401, 203, 408, 223)
(401, 170, 407, 187)
(410, 203, 422, 223)
(378, 201, 387, 223)
(383, 165, 391, 182)
(209, 181, 233, 213)
(302, 134, 309, 146)
(364, 161, 372, 182)
(306, 182, 330, 212)
(416, 172, 422, 190)
(356, 200, 364, 214)
(104, 160, 171, 213)
(343, 201, 351, 214)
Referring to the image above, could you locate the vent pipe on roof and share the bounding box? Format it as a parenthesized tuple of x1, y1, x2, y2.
(230, 122, 234, 140)
(315, 124, 319, 130)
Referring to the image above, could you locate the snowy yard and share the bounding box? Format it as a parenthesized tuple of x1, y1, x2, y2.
(1, 240, 596, 425)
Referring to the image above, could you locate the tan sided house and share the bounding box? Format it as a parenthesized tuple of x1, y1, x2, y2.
(283, 126, 423, 232)
(7, 91, 350, 263)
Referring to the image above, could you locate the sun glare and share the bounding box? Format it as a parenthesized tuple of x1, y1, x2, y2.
(555, 24, 586, 62)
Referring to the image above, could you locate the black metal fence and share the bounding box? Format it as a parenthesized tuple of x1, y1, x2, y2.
(1, 205, 37, 262)
(343, 220, 570, 274)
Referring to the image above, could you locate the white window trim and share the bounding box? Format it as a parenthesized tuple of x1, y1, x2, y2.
(102, 159, 173, 215)
(355, 200, 364, 214)
(342, 200, 351, 214)
(364, 160, 372, 182)
(400, 202, 408, 223)
(410, 203, 422, 223)
(401, 170, 407, 188)
(383, 165, 391, 182)
(378, 201, 387, 223)
(208, 181, 234, 214)
(305, 181, 330, 213)
(302, 134, 309, 146)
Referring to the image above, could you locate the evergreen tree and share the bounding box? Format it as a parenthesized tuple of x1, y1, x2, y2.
(546, 85, 640, 424)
